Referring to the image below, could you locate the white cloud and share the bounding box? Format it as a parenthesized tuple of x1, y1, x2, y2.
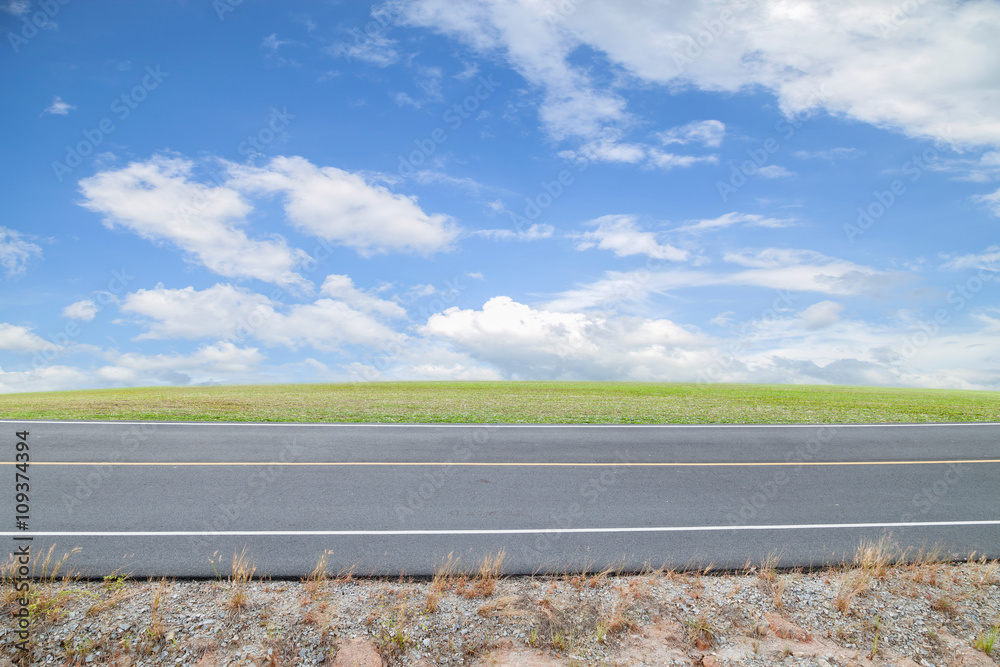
(972, 187, 1000, 217)
(799, 300, 844, 330)
(559, 135, 717, 170)
(545, 248, 901, 311)
(2, 1, 29, 16)
(226, 156, 460, 256)
(940, 246, 1000, 272)
(575, 215, 687, 261)
(63, 299, 98, 321)
(474, 224, 554, 242)
(328, 32, 399, 67)
(0, 226, 42, 278)
(0, 365, 92, 394)
(793, 147, 860, 160)
(79, 156, 311, 289)
(423, 296, 712, 380)
(646, 150, 718, 170)
(757, 165, 794, 178)
(418, 296, 1000, 389)
(658, 120, 726, 148)
(674, 212, 796, 233)
(0, 323, 48, 352)
(100, 342, 265, 385)
(42, 96, 74, 116)
(398, 0, 1000, 150)
(121, 283, 274, 340)
(320, 274, 406, 317)
(121, 281, 406, 351)
(392, 91, 421, 108)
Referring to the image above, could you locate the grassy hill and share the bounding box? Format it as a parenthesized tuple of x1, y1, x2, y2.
(1, 381, 998, 423)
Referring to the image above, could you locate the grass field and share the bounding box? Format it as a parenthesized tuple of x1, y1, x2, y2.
(0, 381, 998, 423)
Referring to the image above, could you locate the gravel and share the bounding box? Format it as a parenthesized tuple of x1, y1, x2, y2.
(1, 557, 998, 666)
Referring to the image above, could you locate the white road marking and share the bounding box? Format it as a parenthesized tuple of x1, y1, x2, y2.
(5, 520, 1000, 538)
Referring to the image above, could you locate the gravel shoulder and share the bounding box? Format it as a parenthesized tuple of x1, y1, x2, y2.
(2, 544, 999, 666)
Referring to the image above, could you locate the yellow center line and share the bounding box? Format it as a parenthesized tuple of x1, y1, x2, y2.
(7, 459, 1000, 467)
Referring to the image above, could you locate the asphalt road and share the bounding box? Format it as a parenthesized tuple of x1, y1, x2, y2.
(2, 420, 998, 577)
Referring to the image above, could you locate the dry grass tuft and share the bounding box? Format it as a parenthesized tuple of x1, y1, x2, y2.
(431, 550, 506, 599)
(304, 551, 332, 598)
(226, 548, 257, 612)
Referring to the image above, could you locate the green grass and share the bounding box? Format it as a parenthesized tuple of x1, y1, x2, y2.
(0, 381, 998, 423)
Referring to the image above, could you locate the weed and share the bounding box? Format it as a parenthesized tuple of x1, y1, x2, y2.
(759, 552, 781, 584)
(685, 615, 715, 650)
(973, 625, 998, 655)
(868, 615, 882, 659)
(226, 548, 257, 612)
(304, 551, 332, 598)
(834, 568, 871, 614)
(854, 536, 904, 579)
(772, 576, 786, 609)
(930, 593, 955, 615)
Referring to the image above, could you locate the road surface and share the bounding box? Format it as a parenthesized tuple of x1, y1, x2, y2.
(2, 420, 998, 577)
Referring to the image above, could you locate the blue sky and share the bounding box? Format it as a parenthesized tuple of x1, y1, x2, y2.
(2, 0, 999, 392)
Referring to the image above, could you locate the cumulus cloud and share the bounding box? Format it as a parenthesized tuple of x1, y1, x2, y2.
(120, 280, 406, 351)
(80, 155, 459, 285)
(0, 365, 92, 394)
(418, 295, 1000, 389)
(423, 296, 711, 380)
(658, 120, 726, 148)
(799, 300, 844, 330)
(226, 156, 460, 256)
(79, 156, 311, 289)
(62, 299, 98, 321)
(0, 323, 48, 351)
(575, 215, 687, 261)
(396, 0, 1000, 151)
(42, 96, 75, 115)
(100, 341, 264, 381)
